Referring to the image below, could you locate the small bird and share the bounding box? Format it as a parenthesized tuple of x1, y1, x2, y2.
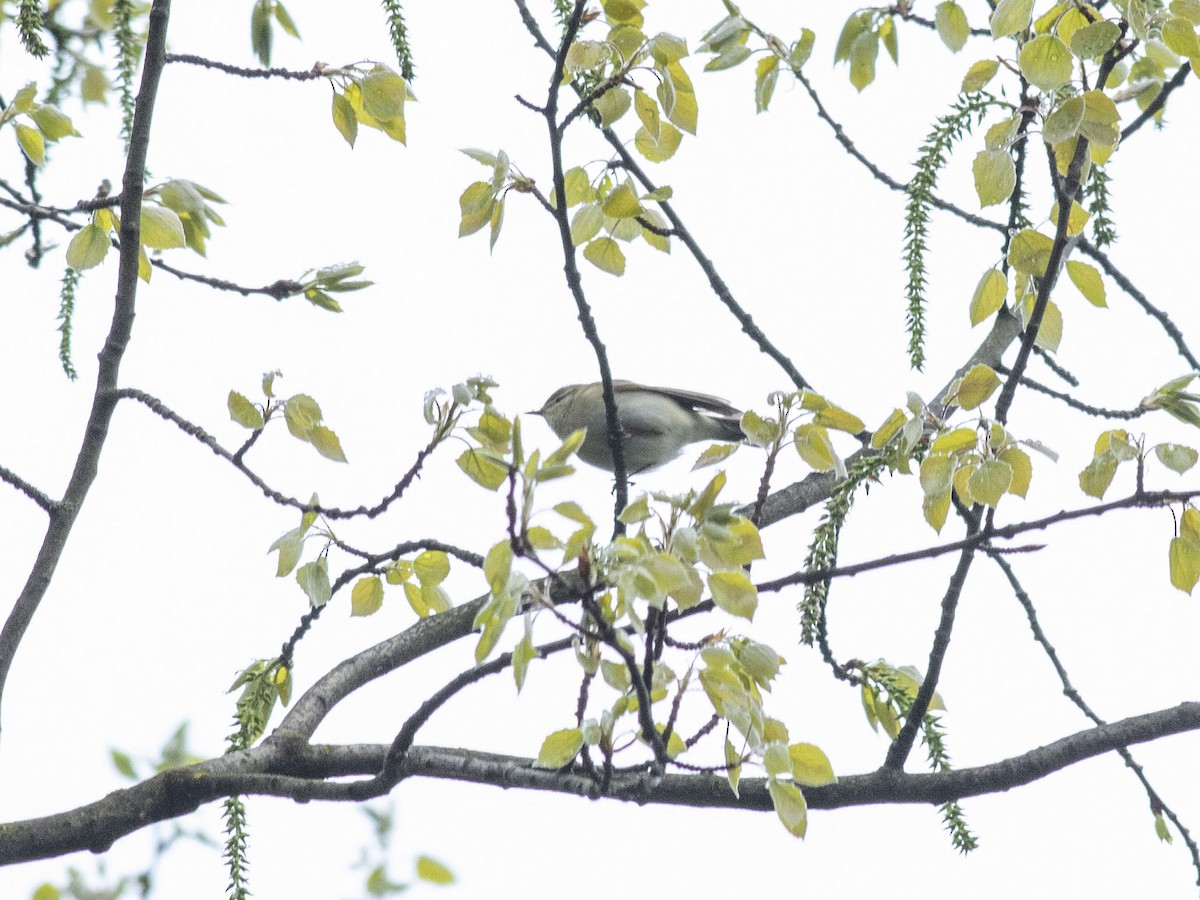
(533, 380, 744, 473)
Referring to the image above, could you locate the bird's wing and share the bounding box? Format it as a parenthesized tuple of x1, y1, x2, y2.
(615, 381, 740, 417)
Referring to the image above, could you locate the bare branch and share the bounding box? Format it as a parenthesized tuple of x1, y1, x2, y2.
(0, 464, 56, 512)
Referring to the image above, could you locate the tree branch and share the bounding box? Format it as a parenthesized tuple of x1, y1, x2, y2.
(4, 702, 1196, 865)
(0, 0, 174, 739)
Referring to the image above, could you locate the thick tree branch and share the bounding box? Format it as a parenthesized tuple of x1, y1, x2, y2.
(3, 702, 1196, 865)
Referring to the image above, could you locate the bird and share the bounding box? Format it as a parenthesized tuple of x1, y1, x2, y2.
(532, 380, 744, 473)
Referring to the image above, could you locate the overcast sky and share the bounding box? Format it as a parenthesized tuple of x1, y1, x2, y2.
(3, 2, 1200, 897)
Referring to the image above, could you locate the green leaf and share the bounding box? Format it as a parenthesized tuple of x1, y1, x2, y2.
(967, 458, 1013, 507)
(65, 223, 110, 270)
(534, 728, 584, 768)
(970, 267, 1007, 325)
(593, 85, 631, 127)
(110, 748, 137, 779)
(789, 30, 815, 70)
(767, 777, 808, 837)
(296, 558, 331, 607)
(1163, 16, 1200, 57)
(1019, 34, 1074, 92)
(972, 149, 1016, 207)
(999, 445, 1033, 497)
(251, 0, 272, 66)
(416, 856, 455, 886)
(754, 56, 779, 112)
(848, 30, 879, 91)
(707, 570, 758, 621)
(1070, 20, 1121, 59)
(1043, 96, 1084, 145)
(15, 123, 45, 165)
(228, 390, 264, 429)
(1155, 443, 1199, 474)
(583, 236, 626, 275)
(332, 91, 357, 147)
(835, 13, 869, 63)
(961, 59, 1000, 92)
(273, 1, 300, 37)
(935, 2, 970, 52)
(990, 0, 1034, 38)
(350, 576, 384, 617)
(931, 427, 978, 454)
(360, 67, 408, 123)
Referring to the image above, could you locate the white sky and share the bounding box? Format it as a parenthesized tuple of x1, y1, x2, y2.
(2, 1, 1200, 897)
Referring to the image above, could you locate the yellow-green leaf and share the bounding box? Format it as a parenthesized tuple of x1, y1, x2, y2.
(1043, 96, 1084, 145)
(1155, 443, 1199, 474)
(15, 123, 45, 165)
(767, 777, 808, 838)
(332, 91, 357, 146)
(350, 575, 385, 617)
(65, 223, 110, 270)
(849, 30, 878, 91)
(972, 149, 1016, 207)
(970, 267, 1007, 325)
(871, 408, 907, 448)
(415, 549, 451, 586)
(1007, 228, 1055, 276)
(1066, 260, 1106, 307)
(1078, 453, 1118, 498)
(793, 422, 839, 473)
(957, 364, 1002, 410)
(140, 204, 186, 250)
(534, 728, 584, 768)
(813, 405, 865, 434)
(999, 446, 1032, 497)
(931, 427, 978, 454)
(990, 0, 1034, 38)
(789, 742, 837, 787)
(935, 1, 970, 52)
(583, 236, 626, 275)
(456, 447, 510, 490)
(1079, 90, 1120, 146)
(227, 390, 264, 429)
(594, 85, 631, 127)
(309, 425, 347, 462)
(415, 856, 455, 885)
(967, 458, 1013, 507)
(1169, 535, 1200, 593)
(961, 59, 1000, 92)
(754, 56, 779, 112)
(601, 183, 642, 219)
(708, 569, 758, 621)
(1019, 34, 1074, 92)
(634, 120, 682, 162)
